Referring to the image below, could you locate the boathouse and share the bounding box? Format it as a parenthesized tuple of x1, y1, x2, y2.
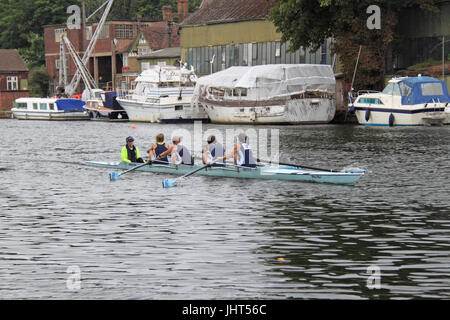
(179, 0, 333, 76)
(0, 49, 29, 116)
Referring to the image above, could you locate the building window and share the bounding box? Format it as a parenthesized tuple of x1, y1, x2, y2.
(115, 24, 133, 39)
(7, 76, 18, 91)
(55, 28, 66, 42)
(55, 59, 60, 70)
(275, 42, 281, 57)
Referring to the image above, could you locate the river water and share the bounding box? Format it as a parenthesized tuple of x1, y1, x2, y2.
(0, 119, 449, 300)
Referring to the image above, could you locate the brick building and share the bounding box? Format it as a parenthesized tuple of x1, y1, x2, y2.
(44, 0, 190, 95)
(0, 49, 29, 111)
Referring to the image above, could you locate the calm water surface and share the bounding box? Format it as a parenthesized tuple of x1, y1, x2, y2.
(0, 119, 449, 299)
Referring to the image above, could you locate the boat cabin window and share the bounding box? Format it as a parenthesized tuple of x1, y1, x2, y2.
(358, 98, 383, 105)
(40, 103, 48, 110)
(33, 103, 38, 110)
(421, 83, 444, 96)
(49, 103, 55, 110)
(16, 103, 27, 109)
(232, 88, 247, 97)
(175, 105, 183, 111)
(382, 83, 401, 96)
(399, 82, 412, 96)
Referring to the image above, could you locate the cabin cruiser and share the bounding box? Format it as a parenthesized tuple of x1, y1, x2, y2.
(192, 64, 336, 124)
(11, 97, 89, 120)
(83, 89, 129, 121)
(349, 76, 450, 126)
(116, 64, 209, 123)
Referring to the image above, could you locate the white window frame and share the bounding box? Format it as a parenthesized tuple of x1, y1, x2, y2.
(7, 76, 18, 91)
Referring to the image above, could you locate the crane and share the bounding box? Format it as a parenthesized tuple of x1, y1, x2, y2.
(61, 0, 115, 97)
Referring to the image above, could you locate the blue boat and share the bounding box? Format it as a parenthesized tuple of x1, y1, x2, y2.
(349, 76, 450, 126)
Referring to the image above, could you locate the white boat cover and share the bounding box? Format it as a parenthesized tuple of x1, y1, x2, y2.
(193, 64, 336, 100)
(134, 65, 198, 84)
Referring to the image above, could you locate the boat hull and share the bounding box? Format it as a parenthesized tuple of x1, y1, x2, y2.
(200, 98, 335, 124)
(353, 106, 449, 126)
(116, 98, 209, 123)
(85, 161, 364, 185)
(11, 109, 90, 120)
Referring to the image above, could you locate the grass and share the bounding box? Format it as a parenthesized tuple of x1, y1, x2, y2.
(407, 59, 446, 71)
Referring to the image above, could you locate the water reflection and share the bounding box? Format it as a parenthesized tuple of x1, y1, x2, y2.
(0, 120, 449, 299)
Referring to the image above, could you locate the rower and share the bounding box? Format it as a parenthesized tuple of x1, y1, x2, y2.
(121, 136, 144, 163)
(222, 133, 256, 168)
(202, 135, 226, 167)
(158, 136, 194, 165)
(148, 133, 170, 164)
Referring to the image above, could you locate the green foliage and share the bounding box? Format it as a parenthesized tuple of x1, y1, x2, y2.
(269, 0, 438, 90)
(28, 65, 50, 97)
(0, 0, 202, 67)
(407, 59, 443, 70)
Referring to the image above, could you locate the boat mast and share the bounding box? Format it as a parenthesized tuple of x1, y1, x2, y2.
(351, 45, 362, 93)
(443, 35, 445, 82)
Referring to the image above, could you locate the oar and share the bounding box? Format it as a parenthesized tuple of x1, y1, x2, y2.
(109, 160, 150, 181)
(162, 162, 213, 188)
(256, 158, 338, 172)
(257, 158, 370, 174)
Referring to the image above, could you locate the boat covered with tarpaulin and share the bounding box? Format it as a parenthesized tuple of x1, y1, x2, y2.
(192, 64, 336, 124)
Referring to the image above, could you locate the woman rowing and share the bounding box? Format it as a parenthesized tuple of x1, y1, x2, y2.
(148, 133, 169, 164)
(121, 136, 144, 163)
(158, 136, 194, 165)
(202, 135, 226, 167)
(222, 133, 256, 168)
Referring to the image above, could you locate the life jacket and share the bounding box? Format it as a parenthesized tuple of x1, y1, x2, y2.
(236, 143, 256, 168)
(206, 142, 225, 167)
(174, 144, 194, 165)
(126, 145, 138, 163)
(154, 142, 169, 163)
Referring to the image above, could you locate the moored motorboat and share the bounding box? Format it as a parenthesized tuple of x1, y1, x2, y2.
(85, 161, 366, 185)
(11, 97, 89, 120)
(116, 64, 209, 123)
(83, 90, 129, 121)
(349, 75, 450, 126)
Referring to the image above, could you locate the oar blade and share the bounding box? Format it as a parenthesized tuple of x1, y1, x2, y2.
(109, 172, 121, 181)
(162, 179, 177, 188)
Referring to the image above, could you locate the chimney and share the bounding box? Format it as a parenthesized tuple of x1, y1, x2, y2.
(162, 5, 173, 22)
(177, 0, 189, 22)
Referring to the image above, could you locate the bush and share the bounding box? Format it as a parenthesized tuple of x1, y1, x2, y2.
(28, 65, 49, 97)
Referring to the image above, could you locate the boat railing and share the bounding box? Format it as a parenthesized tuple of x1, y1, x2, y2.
(357, 90, 380, 96)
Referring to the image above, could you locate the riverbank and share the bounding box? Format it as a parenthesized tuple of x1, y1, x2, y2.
(0, 111, 12, 119)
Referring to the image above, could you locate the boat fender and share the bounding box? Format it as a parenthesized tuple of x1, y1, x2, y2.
(365, 109, 371, 122)
(389, 113, 394, 127)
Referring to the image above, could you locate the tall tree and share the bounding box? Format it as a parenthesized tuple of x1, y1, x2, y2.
(269, 0, 438, 90)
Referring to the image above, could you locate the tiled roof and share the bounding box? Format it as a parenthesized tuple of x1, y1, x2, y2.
(0, 49, 29, 72)
(181, 0, 277, 26)
(140, 21, 180, 50)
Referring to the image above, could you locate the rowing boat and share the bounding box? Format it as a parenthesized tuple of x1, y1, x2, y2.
(85, 161, 366, 185)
